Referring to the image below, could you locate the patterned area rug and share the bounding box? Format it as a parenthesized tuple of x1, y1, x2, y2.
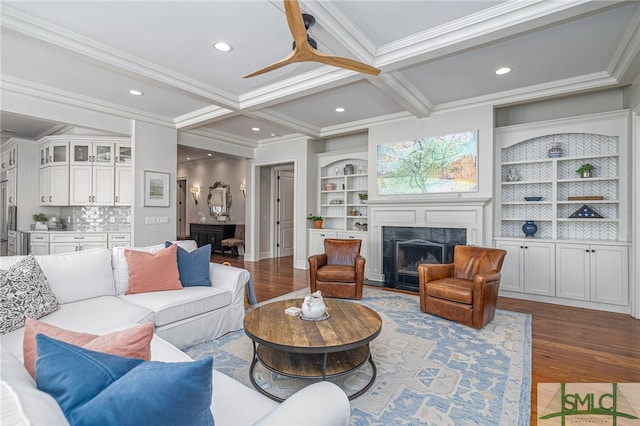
(185, 287, 531, 425)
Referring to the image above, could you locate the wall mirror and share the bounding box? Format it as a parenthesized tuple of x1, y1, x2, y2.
(208, 181, 232, 221)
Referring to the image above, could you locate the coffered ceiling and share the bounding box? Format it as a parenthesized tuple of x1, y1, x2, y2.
(1, 1, 639, 152)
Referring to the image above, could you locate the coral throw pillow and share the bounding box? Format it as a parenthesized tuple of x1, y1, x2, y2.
(125, 244, 182, 295)
(23, 318, 154, 378)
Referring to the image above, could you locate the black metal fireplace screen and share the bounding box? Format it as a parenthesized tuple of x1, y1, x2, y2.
(390, 239, 455, 292)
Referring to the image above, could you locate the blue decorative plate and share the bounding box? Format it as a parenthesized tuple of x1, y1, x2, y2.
(524, 196, 542, 201)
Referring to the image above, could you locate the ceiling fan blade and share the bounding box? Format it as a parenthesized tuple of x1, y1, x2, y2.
(243, 50, 298, 78)
(312, 51, 381, 76)
(284, 0, 309, 49)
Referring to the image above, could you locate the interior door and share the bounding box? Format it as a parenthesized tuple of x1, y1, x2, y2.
(277, 170, 294, 257)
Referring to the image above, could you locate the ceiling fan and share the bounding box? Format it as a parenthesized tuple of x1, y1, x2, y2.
(243, 0, 381, 78)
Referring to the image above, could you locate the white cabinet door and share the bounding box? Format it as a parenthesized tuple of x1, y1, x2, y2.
(30, 242, 49, 255)
(1, 149, 8, 170)
(70, 165, 93, 205)
(49, 166, 69, 205)
(496, 240, 524, 292)
(115, 167, 132, 206)
(556, 244, 590, 301)
(93, 166, 114, 206)
(115, 143, 132, 165)
(590, 245, 628, 306)
(523, 242, 555, 296)
(6, 168, 16, 205)
(49, 243, 79, 254)
(308, 230, 337, 256)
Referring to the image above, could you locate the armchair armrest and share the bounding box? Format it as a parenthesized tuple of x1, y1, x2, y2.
(209, 262, 250, 305)
(253, 382, 350, 426)
(475, 270, 502, 286)
(418, 263, 454, 283)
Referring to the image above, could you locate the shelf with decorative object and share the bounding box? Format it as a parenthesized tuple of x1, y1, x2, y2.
(494, 111, 630, 314)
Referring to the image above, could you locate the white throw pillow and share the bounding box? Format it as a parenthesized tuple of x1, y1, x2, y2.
(35, 248, 114, 304)
(111, 240, 198, 295)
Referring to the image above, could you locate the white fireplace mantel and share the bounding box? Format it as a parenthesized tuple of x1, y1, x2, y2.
(365, 196, 491, 282)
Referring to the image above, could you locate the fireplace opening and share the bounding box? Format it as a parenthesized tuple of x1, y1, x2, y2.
(391, 240, 454, 292)
(383, 226, 466, 293)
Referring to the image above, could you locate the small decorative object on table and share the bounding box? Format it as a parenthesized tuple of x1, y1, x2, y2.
(547, 142, 563, 158)
(354, 222, 367, 231)
(522, 220, 538, 237)
(301, 291, 328, 320)
(505, 168, 519, 182)
(325, 183, 336, 190)
(576, 163, 595, 178)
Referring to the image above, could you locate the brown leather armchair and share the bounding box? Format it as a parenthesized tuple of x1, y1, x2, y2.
(308, 239, 365, 299)
(418, 245, 506, 329)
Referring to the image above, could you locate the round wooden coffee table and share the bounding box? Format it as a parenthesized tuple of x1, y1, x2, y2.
(243, 298, 382, 401)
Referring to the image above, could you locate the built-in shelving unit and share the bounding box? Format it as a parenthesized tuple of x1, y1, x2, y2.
(494, 111, 631, 314)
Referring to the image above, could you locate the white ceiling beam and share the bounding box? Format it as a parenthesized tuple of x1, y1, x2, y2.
(246, 109, 321, 138)
(369, 72, 433, 119)
(607, 5, 640, 83)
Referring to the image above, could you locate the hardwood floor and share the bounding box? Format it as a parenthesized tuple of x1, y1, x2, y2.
(211, 253, 640, 424)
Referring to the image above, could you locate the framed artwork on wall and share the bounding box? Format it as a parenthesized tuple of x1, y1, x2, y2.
(144, 171, 170, 207)
(376, 130, 478, 195)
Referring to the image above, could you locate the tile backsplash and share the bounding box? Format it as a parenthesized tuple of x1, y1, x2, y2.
(59, 206, 131, 232)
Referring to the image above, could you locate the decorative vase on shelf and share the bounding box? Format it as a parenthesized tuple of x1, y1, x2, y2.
(547, 142, 563, 158)
(522, 220, 538, 237)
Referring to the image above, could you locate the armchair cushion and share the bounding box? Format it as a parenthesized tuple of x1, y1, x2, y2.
(316, 265, 356, 282)
(424, 278, 473, 304)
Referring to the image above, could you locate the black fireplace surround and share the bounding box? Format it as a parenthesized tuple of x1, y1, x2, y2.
(383, 226, 467, 292)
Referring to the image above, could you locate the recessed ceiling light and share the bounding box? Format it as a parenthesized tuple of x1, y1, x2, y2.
(207, 153, 212, 156)
(335, 107, 345, 112)
(213, 42, 232, 52)
(251, 127, 260, 132)
(186, 157, 191, 160)
(495, 67, 511, 75)
(128, 89, 144, 96)
(270, 133, 277, 137)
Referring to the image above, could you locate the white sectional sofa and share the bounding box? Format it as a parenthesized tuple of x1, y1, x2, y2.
(0, 241, 351, 426)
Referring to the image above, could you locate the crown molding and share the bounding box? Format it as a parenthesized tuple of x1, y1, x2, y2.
(318, 111, 412, 138)
(374, 1, 607, 68)
(184, 128, 259, 150)
(433, 72, 618, 114)
(608, 5, 640, 82)
(1, 6, 239, 110)
(1, 76, 174, 128)
(174, 106, 235, 130)
(246, 109, 320, 138)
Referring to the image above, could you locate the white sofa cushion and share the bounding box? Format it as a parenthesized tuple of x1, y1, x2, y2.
(0, 296, 154, 360)
(120, 286, 231, 327)
(35, 249, 115, 304)
(112, 240, 198, 295)
(1, 348, 69, 426)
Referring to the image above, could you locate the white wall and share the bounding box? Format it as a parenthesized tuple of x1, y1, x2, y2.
(368, 105, 495, 245)
(131, 121, 178, 246)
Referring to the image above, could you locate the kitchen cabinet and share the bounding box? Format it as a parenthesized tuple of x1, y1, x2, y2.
(115, 143, 132, 165)
(0, 148, 9, 170)
(6, 168, 16, 205)
(189, 224, 235, 254)
(48, 233, 108, 254)
(1, 143, 17, 170)
(496, 240, 555, 296)
(556, 243, 628, 305)
(114, 162, 132, 206)
(108, 233, 131, 248)
(70, 141, 114, 166)
(70, 165, 114, 205)
(7, 230, 16, 256)
(29, 233, 50, 255)
(39, 141, 68, 167)
(39, 166, 69, 205)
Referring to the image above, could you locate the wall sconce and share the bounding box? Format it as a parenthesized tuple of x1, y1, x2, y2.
(190, 186, 199, 204)
(240, 183, 246, 198)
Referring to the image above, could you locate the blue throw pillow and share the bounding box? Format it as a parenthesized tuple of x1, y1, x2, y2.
(35, 334, 214, 426)
(165, 242, 212, 287)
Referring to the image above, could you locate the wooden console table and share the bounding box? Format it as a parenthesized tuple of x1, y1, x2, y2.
(189, 223, 235, 254)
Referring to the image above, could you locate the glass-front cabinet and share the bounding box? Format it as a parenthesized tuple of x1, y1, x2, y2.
(40, 141, 69, 167)
(70, 141, 114, 166)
